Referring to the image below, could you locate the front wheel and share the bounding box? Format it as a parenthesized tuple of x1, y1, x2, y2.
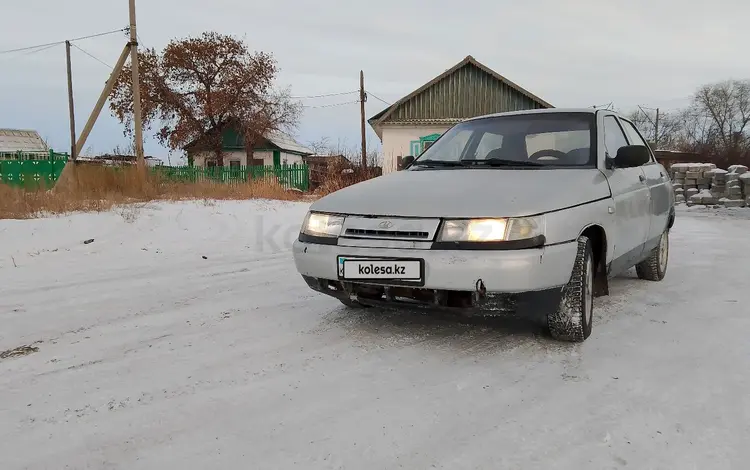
(547, 236, 595, 342)
(636, 230, 669, 281)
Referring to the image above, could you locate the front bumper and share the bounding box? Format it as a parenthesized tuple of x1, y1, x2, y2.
(293, 239, 578, 313)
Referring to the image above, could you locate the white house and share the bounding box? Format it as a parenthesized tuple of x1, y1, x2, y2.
(0, 129, 49, 157)
(186, 127, 313, 169)
(368, 55, 554, 173)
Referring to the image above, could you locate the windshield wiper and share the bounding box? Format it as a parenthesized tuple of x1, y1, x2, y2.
(410, 159, 467, 167)
(461, 158, 544, 167)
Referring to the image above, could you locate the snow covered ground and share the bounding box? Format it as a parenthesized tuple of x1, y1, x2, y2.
(1, 201, 749, 469)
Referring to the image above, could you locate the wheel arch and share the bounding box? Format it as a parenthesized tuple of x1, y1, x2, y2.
(579, 224, 609, 297)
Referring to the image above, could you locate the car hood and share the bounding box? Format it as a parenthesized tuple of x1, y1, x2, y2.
(310, 168, 612, 218)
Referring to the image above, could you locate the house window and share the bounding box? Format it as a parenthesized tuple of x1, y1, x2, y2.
(229, 160, 241, 169)
(410, 133, 443, 156)
(250, 158, 264, 166)
(206, 160, 217, 169)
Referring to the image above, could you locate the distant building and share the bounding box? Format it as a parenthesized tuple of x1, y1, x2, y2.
(368, 55, 553, 173)
(186, 127, 313, 169)
(0, 129, 49, 157)
(76, 154, 162, 167)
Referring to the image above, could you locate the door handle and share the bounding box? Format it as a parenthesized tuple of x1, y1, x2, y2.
(639, 174, 645, 182)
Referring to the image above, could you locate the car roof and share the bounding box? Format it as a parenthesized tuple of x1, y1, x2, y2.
(464, 107, 621, 122)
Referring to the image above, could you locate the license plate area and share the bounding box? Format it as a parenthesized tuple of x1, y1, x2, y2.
(337, 256, 424, 285)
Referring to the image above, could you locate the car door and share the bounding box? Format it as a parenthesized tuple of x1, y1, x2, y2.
(599, 114, 651, 275)
(619, 118, 672, 245)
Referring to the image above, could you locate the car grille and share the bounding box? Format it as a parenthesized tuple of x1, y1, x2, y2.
(344, 228, 429, 239)
(340, 216, 441, 243)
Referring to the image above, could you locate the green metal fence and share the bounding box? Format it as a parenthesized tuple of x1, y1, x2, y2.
(0, 151, 69, 189)
(156, 163, 310, 191)
(0, 151, 310, 192)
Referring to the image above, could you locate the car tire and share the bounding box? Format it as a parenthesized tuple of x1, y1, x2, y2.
(547, 235, 594, 342)
(636, 230, 669, 282)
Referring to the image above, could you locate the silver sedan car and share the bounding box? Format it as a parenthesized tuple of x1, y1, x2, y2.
(292, 108, 675, 342)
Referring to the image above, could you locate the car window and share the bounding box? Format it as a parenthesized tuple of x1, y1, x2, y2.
(473, 132, 504, 159)
(526, 130, 590, 156)
(427, 128, 472, 158)
(413, 112, 595, 167)
(620, 120, 655, 162)
(603, 116, 629, 158)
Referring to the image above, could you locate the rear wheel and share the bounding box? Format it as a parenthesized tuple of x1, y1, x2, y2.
(636, 230, 669, 281)
(547, 236, 594, 342)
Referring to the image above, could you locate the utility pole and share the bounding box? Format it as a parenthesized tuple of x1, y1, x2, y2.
(65, 41, 77, 160)
(75, 1, 144, 163)
(129, 0, 145, 169)
(75, 45, 131, 155)
(654, 108, 660, 150)
(360, 70, 367, 169)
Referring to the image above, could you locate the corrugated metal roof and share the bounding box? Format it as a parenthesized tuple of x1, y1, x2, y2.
(0, 128, 48, 153)
(369, 56, 553, 138)
(265, 130, 313, 155)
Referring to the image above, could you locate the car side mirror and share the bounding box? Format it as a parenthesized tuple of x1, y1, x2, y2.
(400, 155, 415, 169)
(612, 145, 650, 168)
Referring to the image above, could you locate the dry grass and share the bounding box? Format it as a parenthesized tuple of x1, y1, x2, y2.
(0, 164, 302, 220)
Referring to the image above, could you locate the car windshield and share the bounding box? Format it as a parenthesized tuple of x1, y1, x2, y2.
(411, 112, 595, 168)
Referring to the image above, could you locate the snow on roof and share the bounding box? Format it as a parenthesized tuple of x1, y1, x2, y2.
(0, 129, 48, 153)
(265, 130, 313, 155)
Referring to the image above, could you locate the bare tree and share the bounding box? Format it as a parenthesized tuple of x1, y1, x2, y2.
(625, 109, 682, 150)
(672, 108, 715, 152)
(307, 136, 380, 167)
(109, 140, 137, 156)
(308, 137, 333, 155)
(109, 32, 301, 167)
(693, 80, 750, 154)
(618, 79, 750, 167)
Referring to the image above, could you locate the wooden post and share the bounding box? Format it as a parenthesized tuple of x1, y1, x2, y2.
(65, 41, 77, 160)
(360, 70, 367, 169)
(75, 44, 131, 155)
(129, 0, 145, 170)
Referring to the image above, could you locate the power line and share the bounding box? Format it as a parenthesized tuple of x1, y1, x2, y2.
(0, 42, 61, 61)
(303, 100, 360, 109)
(292, 90, 358, 99)
(0, 27, 127, 56)
(0, 41, 65, 56)
(365, 91, 391, 106)
(638, 105, 657, 126)
(71, 43, 112, 69)
(69, 27, 129, 43)
(23, 43, 60, 56)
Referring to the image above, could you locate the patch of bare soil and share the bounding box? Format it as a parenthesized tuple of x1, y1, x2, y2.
(0, 345, 39, 360)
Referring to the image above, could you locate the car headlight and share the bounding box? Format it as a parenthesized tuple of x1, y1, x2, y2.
(301, 212, 345, 238)
(437, 216, 545, 242)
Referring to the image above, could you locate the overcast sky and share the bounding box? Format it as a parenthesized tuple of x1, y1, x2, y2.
(1, 0, 748, 162)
